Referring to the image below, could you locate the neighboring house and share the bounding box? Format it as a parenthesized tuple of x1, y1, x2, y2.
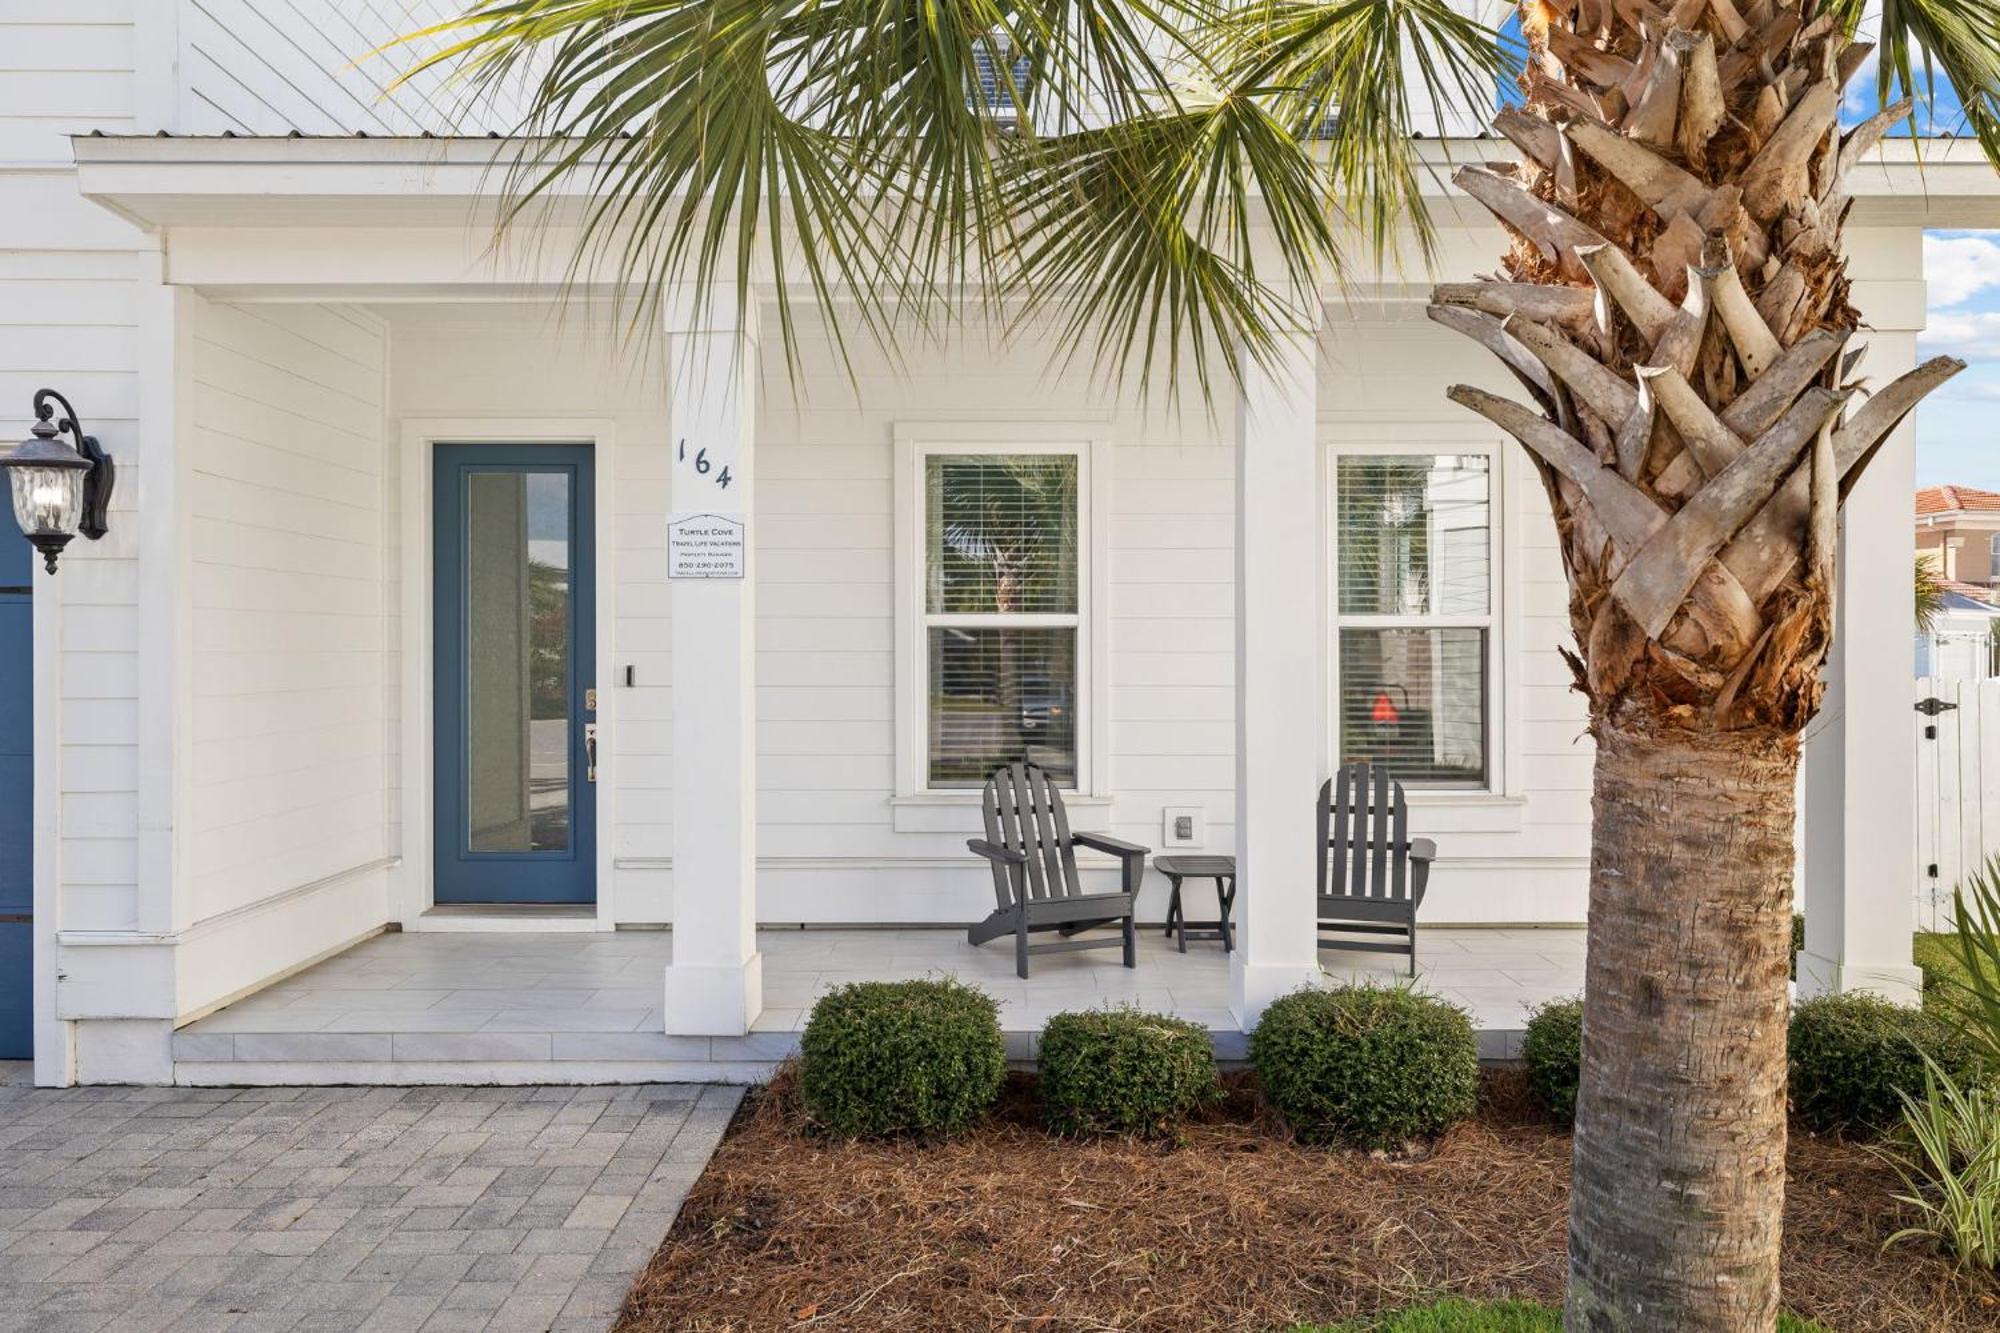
(1916, 568, 2000, 681)
(0, 5, 1973, 1084)
(1918, 485, 2000, 590)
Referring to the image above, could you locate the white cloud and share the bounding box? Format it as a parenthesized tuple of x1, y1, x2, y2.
(1922, 310, 2000, 363)
(1934, 379, 2000, 403)
(1925, 234, 2000, 309)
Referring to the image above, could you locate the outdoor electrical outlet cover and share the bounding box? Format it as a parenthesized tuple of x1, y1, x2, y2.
(1163, 807, 1203, 848)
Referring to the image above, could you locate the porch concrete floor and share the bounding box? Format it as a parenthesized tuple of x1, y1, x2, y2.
(172, 925, 1584, 1084)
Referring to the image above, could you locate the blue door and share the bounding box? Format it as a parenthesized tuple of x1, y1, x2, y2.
(433, 445, 597, 904)
(0, 531, 31, 1056)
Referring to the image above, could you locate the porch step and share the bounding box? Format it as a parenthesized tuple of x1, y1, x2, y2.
(171, 1027, 800, 1086)
(171, 1022, 1514, 1086)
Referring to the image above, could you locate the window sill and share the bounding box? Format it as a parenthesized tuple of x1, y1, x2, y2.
(890, 791, 1113, 835)
(1402, 790, 1527, 834)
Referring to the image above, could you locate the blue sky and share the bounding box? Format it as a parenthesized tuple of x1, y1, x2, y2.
(1828, 45, 2000, 490)
(1917, 232, 2000, 491)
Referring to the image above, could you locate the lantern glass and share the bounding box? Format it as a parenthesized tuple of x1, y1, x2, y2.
(8, 465, 84, 541)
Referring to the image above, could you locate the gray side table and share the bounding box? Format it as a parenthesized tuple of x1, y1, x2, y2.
(1155, 854, 1236, 953)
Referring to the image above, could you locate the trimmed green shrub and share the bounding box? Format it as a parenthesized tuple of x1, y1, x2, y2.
(798, 978, 1005, 1138)
(1520, 997, 1583, 1127)
(1249, 986, 1479, 1149)
(1038, 1007, 1219, 1137)
(1789, 991, 1983, 1136)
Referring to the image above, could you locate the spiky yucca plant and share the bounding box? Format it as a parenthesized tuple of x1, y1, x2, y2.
(401, 2, 2000, 1327)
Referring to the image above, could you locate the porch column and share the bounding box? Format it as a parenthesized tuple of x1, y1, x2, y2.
(1230, 317, 1328, 1028)
(661, 294, 763, 1036)
(1799, 243, 1925, 1003)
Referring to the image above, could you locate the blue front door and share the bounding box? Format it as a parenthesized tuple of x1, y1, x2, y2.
(0, 531, 31, 1056)
(433, 445, 597, 904)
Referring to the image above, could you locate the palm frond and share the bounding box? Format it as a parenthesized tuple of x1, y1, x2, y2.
(997, 91, 1343, 401)
(1827, 0, 2000, 164)
(401, 0, 917, 376)
(1217, 0, 1511, 266)
(1947, 856, 2000, 1066)
(1918, 555, 1949, 634)
(396, 0, 1503, 397)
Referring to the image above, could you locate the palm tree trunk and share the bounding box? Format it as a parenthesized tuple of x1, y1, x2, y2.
(1568, 725, 1796, 1330)
(1424, 4, 1967, 1322)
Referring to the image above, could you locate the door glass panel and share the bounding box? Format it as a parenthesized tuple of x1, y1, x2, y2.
(465, 471, 571, 853)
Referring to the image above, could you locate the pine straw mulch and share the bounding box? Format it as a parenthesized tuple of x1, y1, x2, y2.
(615, 1068, 2000, 1332)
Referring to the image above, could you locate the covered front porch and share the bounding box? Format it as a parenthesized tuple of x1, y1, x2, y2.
(169, 925, 1587, 1085)
(25, 133, 1971, 1084)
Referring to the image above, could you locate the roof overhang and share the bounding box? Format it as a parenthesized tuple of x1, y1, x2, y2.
(72, 132, 2000, 231)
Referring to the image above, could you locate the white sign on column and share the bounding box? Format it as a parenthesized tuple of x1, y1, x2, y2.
(668, 430, 747, 578)
(662, 296, 763, 1036)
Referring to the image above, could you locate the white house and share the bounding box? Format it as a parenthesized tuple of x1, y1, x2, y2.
(3, 3, 1991, 1086)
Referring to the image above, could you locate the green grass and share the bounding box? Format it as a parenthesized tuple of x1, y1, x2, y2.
(1291, 1301, 1558, 1332)
(1916, 931, 1976, 1008)
(1288, 1300, 1831, 1331)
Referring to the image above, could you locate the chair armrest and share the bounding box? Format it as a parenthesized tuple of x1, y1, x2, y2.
(967, 838, 1027, 865)
(1407, 837, 1436, 904)
(1073, 832, 1149, 858)
(1073, 832, 1147, 897)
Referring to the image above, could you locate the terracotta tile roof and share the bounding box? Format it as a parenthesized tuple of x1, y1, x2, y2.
(1918, 485, 2000, 517)
(1943, 578, 2000, 605)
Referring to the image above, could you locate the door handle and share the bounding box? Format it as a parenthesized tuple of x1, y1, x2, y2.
(584, 723, 598, 783)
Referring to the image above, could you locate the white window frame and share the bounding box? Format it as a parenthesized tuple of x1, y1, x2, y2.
(891, 424, 1112, 831)
(1324, 433, 1510, 798)
(1988, 530, 2000, 572)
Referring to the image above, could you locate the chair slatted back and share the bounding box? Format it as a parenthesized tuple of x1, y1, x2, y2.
(1317, 761, 1412, 902)
(980, 763, 1083, 908)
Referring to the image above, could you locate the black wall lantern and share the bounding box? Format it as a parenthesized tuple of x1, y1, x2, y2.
(2, 389, 114, 574)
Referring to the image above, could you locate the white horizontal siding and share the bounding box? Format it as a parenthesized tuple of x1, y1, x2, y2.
(380, 303, 1596, 926)
(0, 6, 136, 163)
(186, 300, 391, 925)
(0, 111, 146, 939)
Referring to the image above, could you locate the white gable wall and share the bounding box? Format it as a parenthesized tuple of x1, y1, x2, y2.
(177, 0, 529, 135)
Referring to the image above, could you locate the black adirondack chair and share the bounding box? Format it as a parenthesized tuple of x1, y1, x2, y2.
(966, 763, 1147, 979)
(1317, 761, 1436, 976)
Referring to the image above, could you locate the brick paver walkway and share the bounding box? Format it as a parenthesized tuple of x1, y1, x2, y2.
(0, 1066, 740, 1332)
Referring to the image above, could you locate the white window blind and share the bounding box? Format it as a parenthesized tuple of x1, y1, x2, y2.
(923, 454, 1080, 788)
(1335, 454, 1492, 788)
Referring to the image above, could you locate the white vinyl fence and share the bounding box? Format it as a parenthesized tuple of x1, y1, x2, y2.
(1916, 676, 2000, 930)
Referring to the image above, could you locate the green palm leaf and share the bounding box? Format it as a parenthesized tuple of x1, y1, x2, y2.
(1826, 0, 2000, 160)
(397, 0, 2000, 396)
(394, 0, 1500, 392)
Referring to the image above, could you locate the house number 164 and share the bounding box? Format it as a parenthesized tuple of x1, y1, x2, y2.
(677, 438, 733, 491)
